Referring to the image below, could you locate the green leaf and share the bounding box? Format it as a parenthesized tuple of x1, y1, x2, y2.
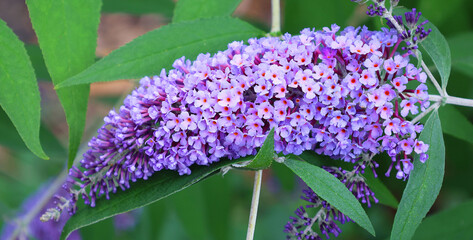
(102, 0, 175, 17)
(421, 25, 451, 90)
(413, 199, 473, 240)
(244, 128, 275, 169)
(393, 7, 451, 90)
(390, 111, 445, 240)
(0, 19, 48, 159)
(26, 0, 102, 167)
(171, 184, 209, 240)
(173, 0, 241, 23)
(60, 157, 248, 240)
(284, 158, 375, 236)
(362, 170, 399, 208)
(438, 105, 473, 145)
(284, 0, 355, 33)
(448, 32, 473, 78)
(57, 17, 264, 88)
(25, 45, 51, 81)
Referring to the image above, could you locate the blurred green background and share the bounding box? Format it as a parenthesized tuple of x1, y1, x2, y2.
(1, 0, 473, 239)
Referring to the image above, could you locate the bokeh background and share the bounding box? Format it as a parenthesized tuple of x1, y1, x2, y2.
(0, 0, 472, 239)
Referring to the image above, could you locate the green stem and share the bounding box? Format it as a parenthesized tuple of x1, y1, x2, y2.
(246, 170, 263, 240)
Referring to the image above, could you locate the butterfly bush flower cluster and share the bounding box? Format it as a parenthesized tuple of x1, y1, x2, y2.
(285, 186, 352, 240)
(42, 23, 430, 221)
(285, 160, 379, 239)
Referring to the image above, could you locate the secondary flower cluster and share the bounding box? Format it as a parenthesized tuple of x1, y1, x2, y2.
(44, 24, 429, 218)
(1, 182, 81, 240)
(285, 160, 379, 239)
(285, 185, 352, 240)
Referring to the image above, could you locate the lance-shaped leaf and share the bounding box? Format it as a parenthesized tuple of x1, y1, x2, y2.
(284, 158, 375, 236)
(173, 0, 241, 22)
(390, 111, 445, 240)
(0, 19, 47, 159)
(61, 157, 248, 240)
(102, 0, 175, 17)
(57, 17, 264, 88)
(26, 0, 102, 167)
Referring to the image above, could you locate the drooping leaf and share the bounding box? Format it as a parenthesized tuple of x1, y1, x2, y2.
(60, 157, 248, 240)
(421, 24, 451, 91)
(363, 170, 399, 208)
(173, 0, 241, 23)
(26, 0, 102, 167)
(448, 32, 473, 78)
(102, 0, 175, 17)
(438, 105, 473, 145)
(57, 17, 264, 88)
(390, 111, 445, 240)
(244, 128, 275, 169)
(393, 7, 451, 90)
(412, 199, 473, 240)
(284, 158, 375, 236)
(0, 19, 48, 159)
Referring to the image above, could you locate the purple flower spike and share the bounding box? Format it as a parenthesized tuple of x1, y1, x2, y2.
(46, 25, 430, 221)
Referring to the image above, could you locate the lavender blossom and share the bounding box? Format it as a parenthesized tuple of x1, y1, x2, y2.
(43, 24, 430, 220)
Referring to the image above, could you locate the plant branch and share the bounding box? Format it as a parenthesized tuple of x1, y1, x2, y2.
(411, 101, 440, 124)
(246, 170, 263, 240)
(429, 94, 473, 108)
(421, 61, 444, 97)
(270, 0, 281, 34)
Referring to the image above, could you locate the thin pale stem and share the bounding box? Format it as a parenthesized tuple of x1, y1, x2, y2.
(411, 101, 440, 123)
(429, 94, 473, 108)
(421, 61, 444, 97)
(246, 170, 263, 240)
(270, 0, 281, 34)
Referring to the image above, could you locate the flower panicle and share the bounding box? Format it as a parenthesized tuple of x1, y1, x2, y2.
(285, 161, 378, 239)
(44, 24, 429, 221)
(284, 185, 351, 239)
(350, 1, 432, 54)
